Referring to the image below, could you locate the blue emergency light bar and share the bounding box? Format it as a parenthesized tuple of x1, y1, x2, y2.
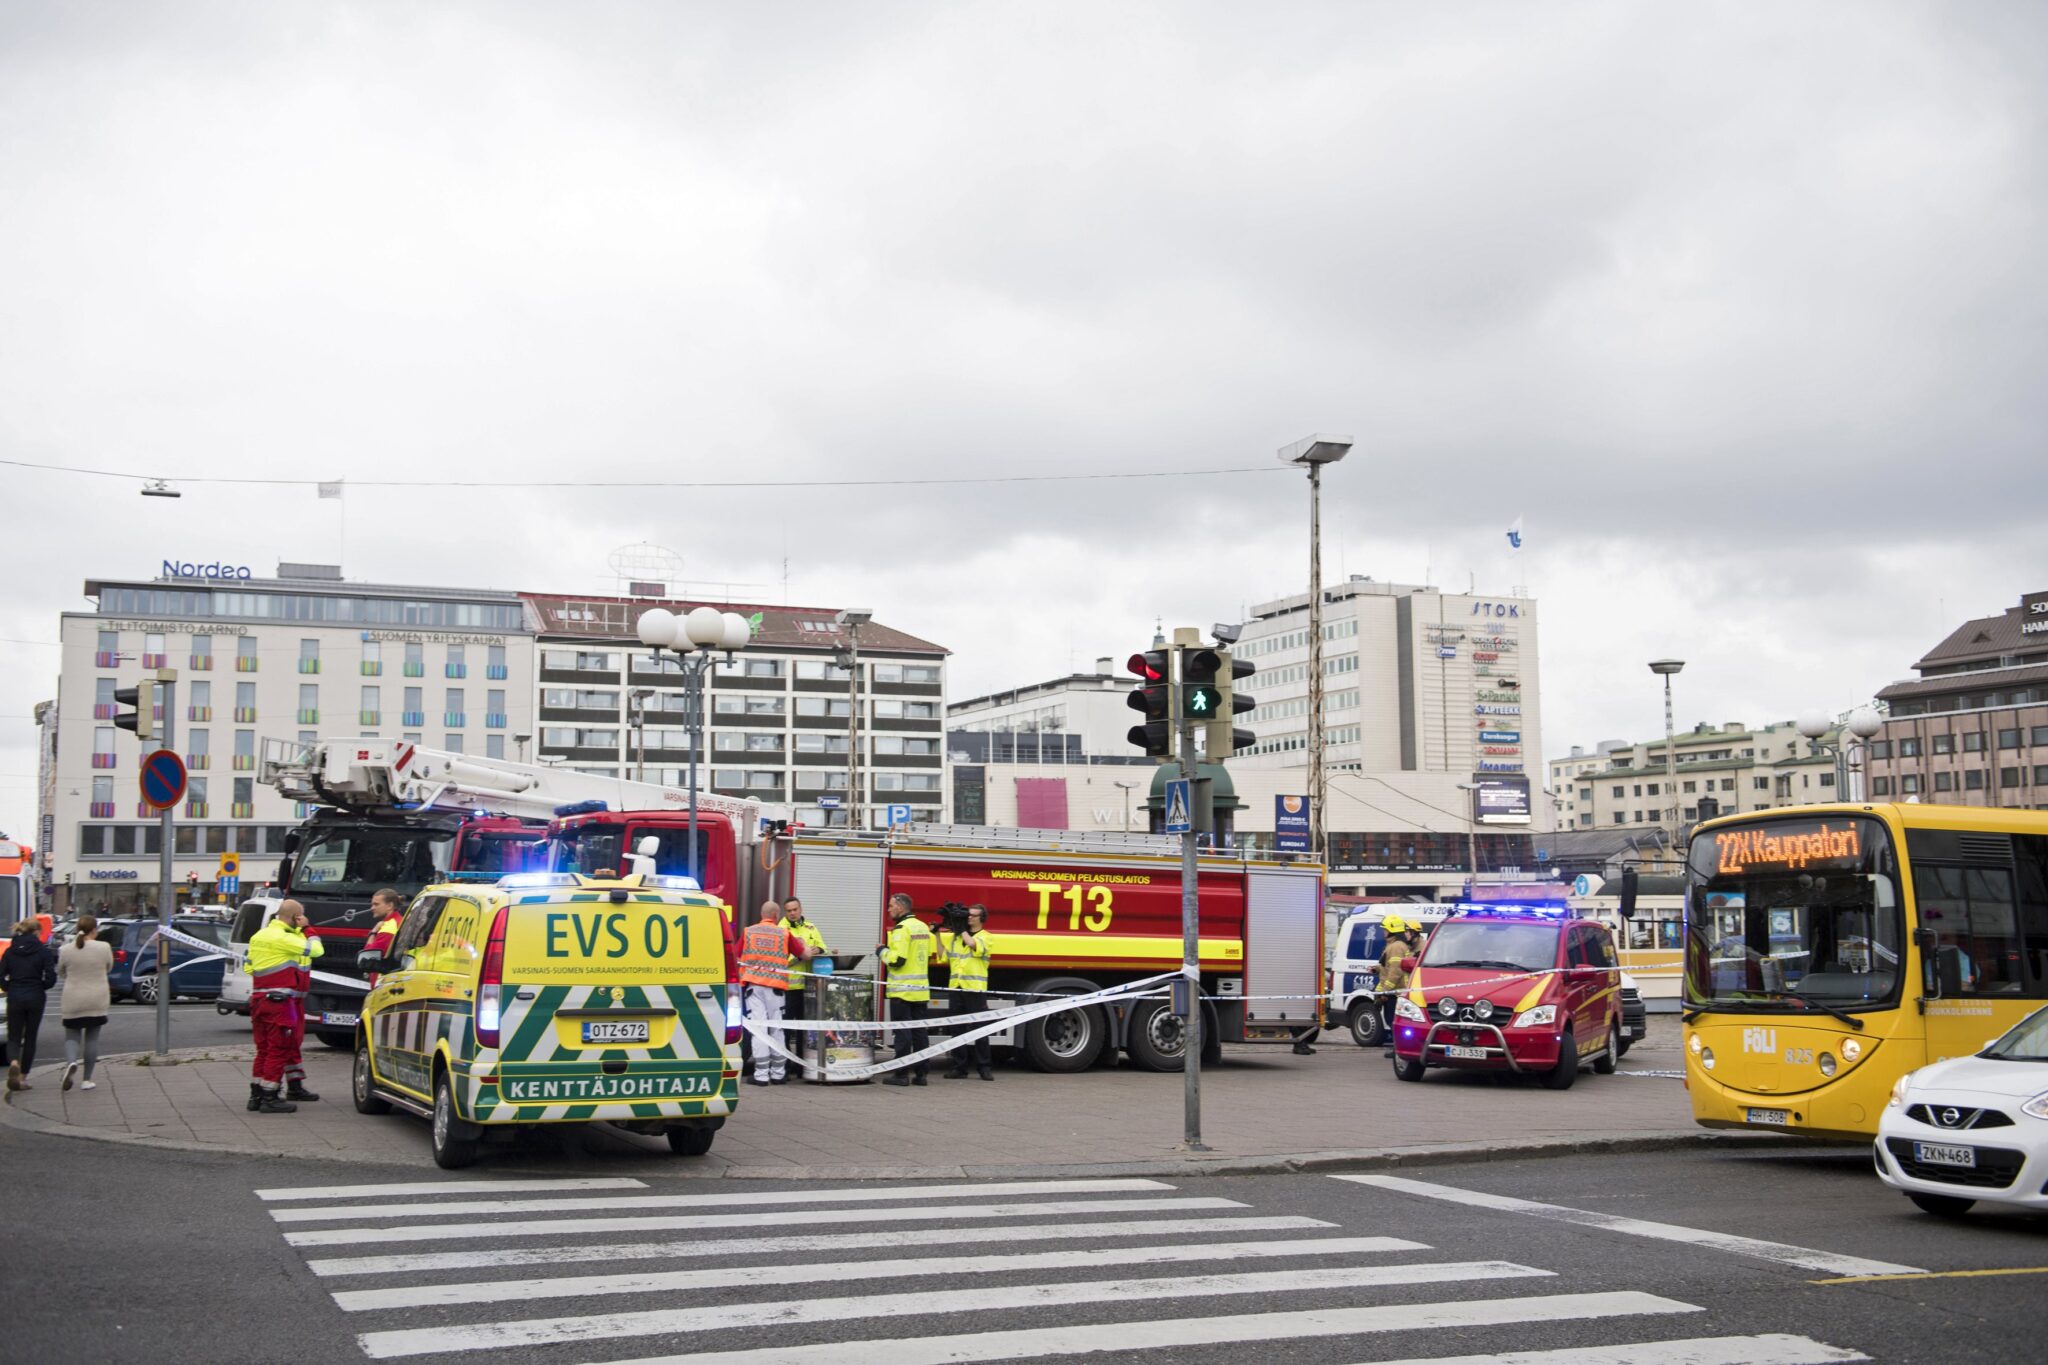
(554, 799, 610, 817)
(646, 875, 702, 892)
(497, 872, 580, 889)
(1446, 901, 1572, 919)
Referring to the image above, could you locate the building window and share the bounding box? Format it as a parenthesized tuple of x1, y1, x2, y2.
(446, 644, 467, 678)
(2034, 765, 2048, 785)
(95, 629, 119, 666)
(486, 689, 506, 727)
(142, 632, 166, 668)
(1721, 778, 1735, 791)
(486, 734, 505, 759)
(405, 641, 425, 676)
(1998, 729, 2022, 750)
(1611, 785, 1624, 798)
(89, 776, 114, 819)
(1965, 769, 1986, 790)
(1963, 733, 1985, 753)
(298, 639, 320, 673)
(2031, 725, 2048, 746)
(403, 686, 424, 726)
(445, 734, 465, 754)
(2001, 767, 2021, 789)
(232, 777, 255, 818)
(544, 688, 619, 710)
(445, 688, 465, 727)
(794, 660, 852, 681)
(487, 643, 508, 680)
(793, 733, 850, 754)
(1935, 771, 1955, 792)
(361, 640, 382, 675)
(1871, 777, 1892, 796)
(541, 727, 619, 749)
(236, 636, 258, 671)
(93, 725, 117, 768)
(190, 633, 213, 668)
(234, 729, 256, 770)
(1932, 734, 1954, 754)
(297, 683, 320, 724)
(186, 729, 210, 769)
(1898, 738, 1920, 758)
(1753, 777, 1769, 791)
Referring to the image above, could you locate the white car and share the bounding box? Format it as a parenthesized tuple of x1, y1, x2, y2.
(1877, 1003, 2048, 1217)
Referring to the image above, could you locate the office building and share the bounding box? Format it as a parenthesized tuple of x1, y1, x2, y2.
(1547, 720, 1845, 833)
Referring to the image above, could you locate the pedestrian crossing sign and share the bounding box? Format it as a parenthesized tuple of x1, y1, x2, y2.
(1163, 778, 1192, 834)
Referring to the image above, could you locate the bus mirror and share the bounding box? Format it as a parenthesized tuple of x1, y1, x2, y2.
(1935, 946, 1964, 998)
(1617, 866, 1639, 920)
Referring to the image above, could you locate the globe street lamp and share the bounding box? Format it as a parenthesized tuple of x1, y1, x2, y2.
(1279, 433, 1355, 864)
(1797, 706, 1884, 803)
(1648, 659, 1685, 844)
(636, 605, 753, 882)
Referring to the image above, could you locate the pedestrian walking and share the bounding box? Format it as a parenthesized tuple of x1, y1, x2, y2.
(4, 917, 59, 1091)
(879, 892, 934, 1087)
(247, 900, 325, 1114)
(56, 916, 113, 1092)
(780, 898, 827, 1064)
(738, 901, 808, 1086)
(941, 903, 995, 1082)
(1377, 915, 1421, 1058)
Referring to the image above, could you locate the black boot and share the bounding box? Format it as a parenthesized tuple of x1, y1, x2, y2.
(247, 1083, 263, 1112)
(255, 1088, 297, 1114)
(882, 1074, 910, 1086)
(286, 1082, 321, 1102)
(977, 1066, 994, 1081)
(943, 1066, 970, 1079)
(911, 1072, 928, 1087)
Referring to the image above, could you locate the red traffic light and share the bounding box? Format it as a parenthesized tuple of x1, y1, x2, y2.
(1127, 651, 1167, 682)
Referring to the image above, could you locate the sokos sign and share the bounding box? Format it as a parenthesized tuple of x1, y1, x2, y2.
(163, 560, 253, 580)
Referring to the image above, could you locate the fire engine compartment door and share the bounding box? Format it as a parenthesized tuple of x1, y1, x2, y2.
(1244, 868, 1321, 1023)
(791, 843, 886, 973)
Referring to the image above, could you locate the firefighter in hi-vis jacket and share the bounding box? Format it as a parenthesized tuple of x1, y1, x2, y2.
(248, 900, 324, 1113)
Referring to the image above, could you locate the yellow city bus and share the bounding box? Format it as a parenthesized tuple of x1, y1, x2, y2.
(1681, 802, 2048, 1140)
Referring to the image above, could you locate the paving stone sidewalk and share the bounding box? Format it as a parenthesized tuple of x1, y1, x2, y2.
(2, 1033, 1722, 1176)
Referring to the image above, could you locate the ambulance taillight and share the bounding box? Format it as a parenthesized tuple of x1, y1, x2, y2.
(476, 906, 510, 1049)
(725, 990, 743, 1045)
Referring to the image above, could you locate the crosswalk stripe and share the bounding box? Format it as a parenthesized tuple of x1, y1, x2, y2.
(356, 1261, 1557, 1358)
(1332, 1174, 1924, 1277)
(332, 1235, 1424, 1311)
(306, 1213, 1344, 1277)
(1345, 1332, 1870, 1365)
(286, 1195, 1249, 1247)
(582, 1290, 1702, 1365)
(254, 1177, 646, 1202)
(270, 1176, 1171, 1223)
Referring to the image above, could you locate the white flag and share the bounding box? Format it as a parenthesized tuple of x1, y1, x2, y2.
(318, 481, 344, 500)
(1506, 516, 1523, 551)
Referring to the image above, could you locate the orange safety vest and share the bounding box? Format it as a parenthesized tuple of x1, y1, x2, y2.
(738, 922, 792, 990)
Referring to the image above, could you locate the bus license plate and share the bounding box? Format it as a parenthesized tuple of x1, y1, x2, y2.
(1445, 1045, 1487, 1060)
(582, 1019, 650, 1044)
(1914, 1142, 1976, 1169)
(1746, 1107, 1790, 1126)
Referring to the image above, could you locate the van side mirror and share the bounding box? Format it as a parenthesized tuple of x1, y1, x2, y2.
(1617, 866, 1639, 920)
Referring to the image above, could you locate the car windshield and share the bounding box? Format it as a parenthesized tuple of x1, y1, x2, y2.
(292, 828, 454, 897)
(1684, 815, 1904, 1010)
(1421, 921, 1559, 973)
(1982, 1005, 2048, 1061)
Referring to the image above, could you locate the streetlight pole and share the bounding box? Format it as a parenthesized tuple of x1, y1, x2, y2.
(1456, 780, 1482, 894)
(836, 609, 873, 830)
(1279, 435, 1355, 864)
(637, 607, 753, 882)
(1649, 659, 1685, 853)
(1115, 779, 1139, 832)
(629, 688, 653, 783)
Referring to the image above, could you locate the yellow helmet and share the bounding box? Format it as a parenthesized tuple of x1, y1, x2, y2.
(1382, 914, 1410, 935)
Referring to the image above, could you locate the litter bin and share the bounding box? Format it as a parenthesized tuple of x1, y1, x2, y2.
(804, 958, 878, 1084)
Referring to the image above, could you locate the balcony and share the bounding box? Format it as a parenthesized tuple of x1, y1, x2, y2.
(486, 664, 509, 680)
(185, 801, 209, 819)
(88, 801, 115, 819)
(94, 650, 121, 667)
(236, 656, 259, 672)
(233, 706, 258, 722)
(231, 802, 255, 819)
(297, 708, 320, 725)
(444, 713, 467, 728)
(445, 663, 468, 678)
(485, 712, 508, 729)
(93, 703, 115, 719)
(360, 710, 382, 726)
(402, 710, 426, 727)
(188, 705, 212, 721)
(186, 754, 209, 770)
(92, 752, 117, 769)
(233, 754, 256, 771)
(141, 652, 167, 669)
(298, 658, 321, 674)
(403, 662, 425, 677)
(189, 654, 212, 670)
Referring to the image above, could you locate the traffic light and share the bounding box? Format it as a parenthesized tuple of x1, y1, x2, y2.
(1180, 648, 1225, 722)
(1125, 649, 1174, 758)
(1206, 650, 1258, 757)
(113, 681, 158, 742)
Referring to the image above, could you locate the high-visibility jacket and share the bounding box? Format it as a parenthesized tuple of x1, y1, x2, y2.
(248, 919, 324, 996)
(944, 929, 991, 993)
(739, 922, 794, 990)
(785, 919, 828, 978)
(881, 915, 934, 1002)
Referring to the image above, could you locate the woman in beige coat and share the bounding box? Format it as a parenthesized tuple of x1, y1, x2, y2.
(57, 916, 114, 1091)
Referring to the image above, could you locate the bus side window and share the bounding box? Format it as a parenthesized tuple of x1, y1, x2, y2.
(2016, 836, 2048, 995)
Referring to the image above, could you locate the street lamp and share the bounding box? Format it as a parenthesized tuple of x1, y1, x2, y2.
(1279, 433, 1355, 864)
(636, 605, 753, 882)
(836, 608, 873, 830)
(1797, 706, 1884, 803)
(1648, 659, 1685, 851)
(1456, 781, 1483, 891)
(628, 688, 655, 782)
(1114, 779, 1140, 832)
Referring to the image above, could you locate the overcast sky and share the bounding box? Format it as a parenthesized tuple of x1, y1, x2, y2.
(3, 1, 2044, 837)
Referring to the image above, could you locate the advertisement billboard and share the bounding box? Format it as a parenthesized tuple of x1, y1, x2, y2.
(1274, 795, 1310, 853)
(1471, 775, 1532, 825)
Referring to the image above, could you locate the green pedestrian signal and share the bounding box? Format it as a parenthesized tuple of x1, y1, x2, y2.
(1184, 684, 1221, 716)
(1180, 648, 1225, 725)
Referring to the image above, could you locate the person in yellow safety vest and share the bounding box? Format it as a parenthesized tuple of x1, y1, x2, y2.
(879, 892, 934, 1087)
(780, 897, 828, 1066)
(357, 887, 405, 986)
(247, 900, 325, 1113)
(738, 901, 809, 1086)
(1377, 914, 1422, 1059)
(941, 903, 995, 1082)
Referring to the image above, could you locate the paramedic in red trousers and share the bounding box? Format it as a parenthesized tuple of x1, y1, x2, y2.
(739, 901, 809, 1086)
(247, 900, 324, 1114)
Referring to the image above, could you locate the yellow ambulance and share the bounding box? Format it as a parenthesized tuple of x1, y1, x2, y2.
(351, 871, 741, 1169)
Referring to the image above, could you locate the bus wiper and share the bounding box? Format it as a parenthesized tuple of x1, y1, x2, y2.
(1750, 989, 1865, 1031)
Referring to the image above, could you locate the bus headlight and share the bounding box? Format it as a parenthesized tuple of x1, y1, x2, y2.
(1818, 1052, 1837, 1077)
(1888, 1075, 1910, 1109)
(1395, 997, 1426, 1023)
(1699, 1046, 1715, 1071)
(1512, 1005, 1556, 1029)
(1840, 1037, 1863, 1062)
(1689, 1033, 1702, 1054)
(2022, 1092, 2048, 1121)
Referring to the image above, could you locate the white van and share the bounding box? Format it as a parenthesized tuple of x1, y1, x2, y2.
(1328, 905, 1451, 1047)
(214, 898, 276, 1018)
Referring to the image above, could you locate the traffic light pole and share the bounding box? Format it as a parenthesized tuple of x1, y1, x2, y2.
(154, 673, 176, 1058)
(1177, 664, 1207, 1153)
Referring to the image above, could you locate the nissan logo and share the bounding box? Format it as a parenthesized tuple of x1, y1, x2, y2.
(1941, 1107, 1961, 1127)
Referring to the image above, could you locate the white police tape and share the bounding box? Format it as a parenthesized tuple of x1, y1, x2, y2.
(149, 922, 364, 991)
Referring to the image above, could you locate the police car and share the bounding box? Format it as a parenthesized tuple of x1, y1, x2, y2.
(1329, 906, 1452, 1048)
(353, 871, 741, 1168)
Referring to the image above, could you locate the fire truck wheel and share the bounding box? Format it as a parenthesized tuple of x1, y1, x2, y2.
(1021, 998, 1106, 1073)
(1346, 1001, 1384, 1049)
(1126, 998, 1187, 1072)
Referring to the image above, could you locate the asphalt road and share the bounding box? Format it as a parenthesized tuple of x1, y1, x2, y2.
(3, 1125, 2041, 1364)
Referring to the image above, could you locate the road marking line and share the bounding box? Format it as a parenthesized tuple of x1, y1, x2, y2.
(1345, 1333, 1868, 1365)
(256, 1178, 645, 1202)
(305, 1214, 1341, 1277)
(333, 1236, 1424, 1311)
(270, 1176, 1171, 1222)
(580, 1290, 1701, 1365)
(1333, 1174, 1924, 1277)
(285, 1195, 1247, 1247)
(1812, 1265, 2048, 1285)
(355, 1261, 1559, 1358)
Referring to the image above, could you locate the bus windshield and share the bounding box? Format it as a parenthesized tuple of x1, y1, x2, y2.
(1685, 815, 1904, 1011)
(292, 827, 455, 898)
